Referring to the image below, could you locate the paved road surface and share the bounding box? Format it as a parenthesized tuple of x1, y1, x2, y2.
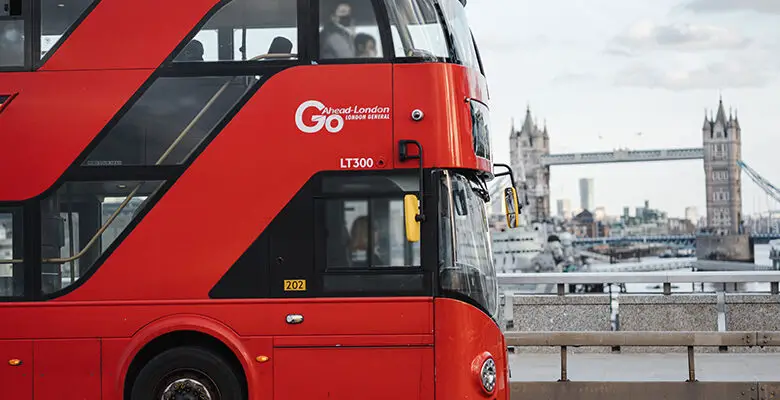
(509, 353, 780, 381)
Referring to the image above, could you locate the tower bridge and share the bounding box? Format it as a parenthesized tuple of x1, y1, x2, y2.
(540, 147, 704, 166)
(507, 97, 744, 239)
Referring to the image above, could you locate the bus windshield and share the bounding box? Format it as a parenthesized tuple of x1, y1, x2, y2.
(384, 0, 480, 73)
(437, 0, 480, 71)
(439, 171, 498, 320)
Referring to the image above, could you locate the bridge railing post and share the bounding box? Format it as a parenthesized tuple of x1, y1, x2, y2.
(686, 346, 696, 382)
(559, 346, 568, 382)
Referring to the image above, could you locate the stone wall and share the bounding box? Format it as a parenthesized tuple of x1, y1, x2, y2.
(618, 294, 718, 353)
(695, 234, 753, 262)
(507, 294, 612, 353)
(506, 293, 780, 353)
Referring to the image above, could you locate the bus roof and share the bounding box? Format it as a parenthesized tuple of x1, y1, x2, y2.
(41, 0, 470, 33)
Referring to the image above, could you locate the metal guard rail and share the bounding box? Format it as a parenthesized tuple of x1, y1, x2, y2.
(505, 331, 780, 382)
(498, 271, 780, 295)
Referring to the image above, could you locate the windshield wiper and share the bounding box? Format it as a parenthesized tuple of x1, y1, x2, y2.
(472, 186, 489, 203)
(463, 172, 490, 203)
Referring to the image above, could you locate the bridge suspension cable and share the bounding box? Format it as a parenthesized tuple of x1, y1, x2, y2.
(738, 160, 780, 204)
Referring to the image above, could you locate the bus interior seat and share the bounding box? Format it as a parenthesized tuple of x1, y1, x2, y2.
(268, 36, 293, 54)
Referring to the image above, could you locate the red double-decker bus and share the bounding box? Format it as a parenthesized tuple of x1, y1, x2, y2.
(0, 0, 521, 398)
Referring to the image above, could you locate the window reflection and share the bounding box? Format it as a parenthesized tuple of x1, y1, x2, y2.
(0, 19, 24, 67)
(438, 172, 498, 319)
(40, 0, 96, 58)
(84, 76, 257, 167)
(384, 0, 448, 59)
(437, 0, 480, 69)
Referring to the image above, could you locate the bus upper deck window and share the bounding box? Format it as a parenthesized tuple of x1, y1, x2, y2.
(383, 0, 448, 61)
(0, 19, 23, 67)
(2, 0, 22, 16)
(41, 0, 98, 59)
(319, 1, 383, 60)
(173, 0, 298, 63)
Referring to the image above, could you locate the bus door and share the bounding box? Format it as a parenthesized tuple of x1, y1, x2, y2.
(270, 172, 434, 400)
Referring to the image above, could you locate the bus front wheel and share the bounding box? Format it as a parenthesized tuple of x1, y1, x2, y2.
(130, 346, 245, 400)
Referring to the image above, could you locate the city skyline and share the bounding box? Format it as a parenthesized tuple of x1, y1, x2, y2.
(466, 0, 780, 218)
(552, 192, 699, 222)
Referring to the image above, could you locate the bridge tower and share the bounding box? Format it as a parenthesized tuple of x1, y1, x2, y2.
(702, 97, 743, 235)
(510, 106, 550, 220)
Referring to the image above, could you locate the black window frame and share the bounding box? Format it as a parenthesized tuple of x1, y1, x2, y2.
(319, 196, 421, 271)
(0, 0, 33, 71)
(0, 0, 311, 303)
(161, 0, 311, 71)
(312, 0, 395, 65)
(312, 170, 437, 298)
(32, 68, 266, 300)
(383, 0, 454, 65)
(0, 205, 26, 300)
(0, 0, 101, 72)
(471, 30, 485, 76)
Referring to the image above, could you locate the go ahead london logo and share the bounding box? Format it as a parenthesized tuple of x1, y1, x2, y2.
(295, 100, 391, 134)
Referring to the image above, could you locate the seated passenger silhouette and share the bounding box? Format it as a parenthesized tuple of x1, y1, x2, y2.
(176, 40, 204, 61)
(355, 33, 378, 58)
(320, 2, 356, 59)
(349, 216, 386, 266)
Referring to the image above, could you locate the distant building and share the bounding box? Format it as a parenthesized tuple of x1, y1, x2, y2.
(556, 199, 571, 219)
(702, 96, 743, 235)
(579, 178, 594, 211)
(668, 217, 696, 235)
(509, 106, 550, 221)
(685, 206, 698, 225)
(571, 210, 610, 238)
(593, 206, 606, 221)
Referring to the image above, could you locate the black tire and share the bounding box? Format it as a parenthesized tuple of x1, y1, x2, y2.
(130, 346, 245, 400)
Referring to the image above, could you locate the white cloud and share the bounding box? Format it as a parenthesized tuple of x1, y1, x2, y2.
(613, 57, 775, 90)
(608, 21, 751, 55)
(686, 0, 780, 15)
(551, 72, 601, 86)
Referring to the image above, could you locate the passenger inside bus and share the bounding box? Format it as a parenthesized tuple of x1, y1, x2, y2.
(177, 40, 205, 62)
(354, 33, 377, 58)
(320, 2, 355, 58)
(349, 215, 386, 267)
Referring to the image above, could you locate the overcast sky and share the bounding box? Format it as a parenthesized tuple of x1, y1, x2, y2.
(467, 0, 780, 218)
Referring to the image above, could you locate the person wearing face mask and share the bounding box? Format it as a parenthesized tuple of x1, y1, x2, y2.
(320, 2, 356, 59)
(355, 33, 378, 58)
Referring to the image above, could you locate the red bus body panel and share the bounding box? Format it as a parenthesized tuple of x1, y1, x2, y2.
(0, 70, 150, 200)
(33, 339, 102, 399)
(435, 298, 509, 399)
(0, 341, 33, 399)
(0, 1, 503, 396)
(41, 0, 217, 71)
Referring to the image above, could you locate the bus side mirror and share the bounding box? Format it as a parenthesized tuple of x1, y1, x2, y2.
(504, 187, 520, 229)
(404, 194, 421, 243)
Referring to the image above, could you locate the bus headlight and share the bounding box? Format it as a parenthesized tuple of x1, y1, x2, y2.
(480, 357, 497, 393)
